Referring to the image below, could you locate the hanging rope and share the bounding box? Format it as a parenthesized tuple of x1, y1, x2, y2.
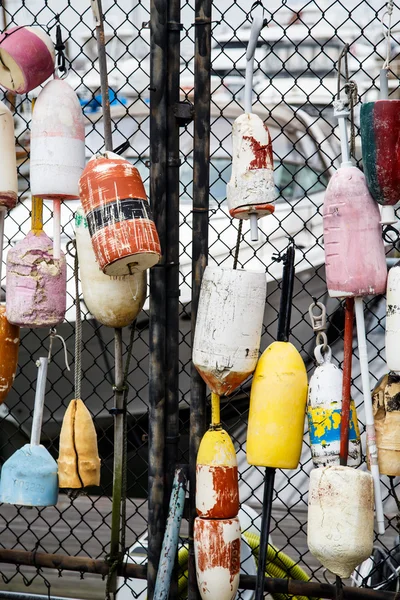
(381, 0, 394, 70)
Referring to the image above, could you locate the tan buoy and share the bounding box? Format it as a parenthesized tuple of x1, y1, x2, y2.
(371, 374, 400, 477)
(75, 209, 146, 328)
(308, 466, 374, 578)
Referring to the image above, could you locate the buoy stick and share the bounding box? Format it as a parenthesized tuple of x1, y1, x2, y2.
(0, 207, 6, 291)
(31, 196, 43, 233)
(354, 296, 385, 534)
(53, 199, 61, 260)
(30, 357, 48, 447)
(211, 392, 220, 427)
(380, 68, 389, 100)
(255, 240, 295, 600)
(249, 213, 258, 242)
(339, 297, 354, 466)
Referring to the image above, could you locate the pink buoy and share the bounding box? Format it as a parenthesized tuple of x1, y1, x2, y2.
(0, 26, 55, 94)
(6, 230, 66, 328)
(323, 166, 387, 298)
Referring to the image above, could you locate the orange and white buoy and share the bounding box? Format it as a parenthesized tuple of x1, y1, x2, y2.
(79, 152, 161, 276)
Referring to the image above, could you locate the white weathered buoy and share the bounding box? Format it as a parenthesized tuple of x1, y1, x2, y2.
(386, 263, 400, 373)
(0, 100, 18, 209)
(30, 79, 85, 200)
(194, 516, 241, 600)
(75, 209, 147, 328)
(371, 374, 400, 477)
(193, 266, 266, 397)
(308, 466, 374, 578)
(0, 26, 55, 94)
(307, 345, 361, 468)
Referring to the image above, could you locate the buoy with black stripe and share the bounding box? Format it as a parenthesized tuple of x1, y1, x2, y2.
(79, 152, 161, 276)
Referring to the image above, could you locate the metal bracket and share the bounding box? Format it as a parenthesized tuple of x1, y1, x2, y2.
(173, 101, 194, 126)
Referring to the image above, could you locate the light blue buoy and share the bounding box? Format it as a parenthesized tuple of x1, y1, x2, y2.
(0, 357, 58, 507)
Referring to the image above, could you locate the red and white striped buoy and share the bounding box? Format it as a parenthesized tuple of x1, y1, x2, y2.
(79, 152, 161, 276)
(0, 26, 55, 94)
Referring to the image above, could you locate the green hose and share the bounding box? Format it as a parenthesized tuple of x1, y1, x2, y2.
(175, 532, 320, 600)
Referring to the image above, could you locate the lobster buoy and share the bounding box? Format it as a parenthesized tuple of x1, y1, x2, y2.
(360, 100, 400, 225)
(0, 100, 18, 209)
(194, 516, 241, 600)
(227, 113, 275, 222)
(323, 166, 387, 298)
(247, 341, 308, 469)
(0, 305, 19, 405)
(30, 79, 85, 199)
(307, 345, 361, 468)
(6, 230, 66, 328)
(75, 209, 146, 328)
(308, 466, 374, 578)
(193, 266, 266, 397)
(386, 263, 400, 373)
(196, 427, 239, 519)
(371, 374, 400, 477)
(0, 26, 55, 94)
(79, 152, 161, 276)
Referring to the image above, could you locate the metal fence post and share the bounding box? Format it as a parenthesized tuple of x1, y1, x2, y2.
(188, 0, 212, 597)
(148, 0, 168, 597)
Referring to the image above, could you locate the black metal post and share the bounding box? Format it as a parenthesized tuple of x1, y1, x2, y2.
(148, 0, 168, 597)
(255, 241, 296, 600)
(165, 0, 182, 596)
(188, 1, 212, 598)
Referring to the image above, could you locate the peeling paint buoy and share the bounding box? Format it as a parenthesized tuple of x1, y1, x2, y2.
(371, 374, 400, 477)
(75, 209, 146, 328)
(196, 424, 239, 519)
(0, 99, 18, 209)
(193, 266, 266, 397)
(30, 79, 85, 200)
(194, 516, 241, 600)
(6, 230, 66, 328)
(308, 344, 361, 468)
(0, 26, 55, 94)
(79, 152, 161, 276)
(247, 341, 308, 469)
(308, 466, 374, 578)
(0, 305, 19, 405)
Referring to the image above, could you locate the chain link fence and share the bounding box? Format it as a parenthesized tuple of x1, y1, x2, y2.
(0, 0, 399, 598)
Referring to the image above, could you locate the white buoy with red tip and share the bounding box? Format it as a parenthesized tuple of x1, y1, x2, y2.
(0, 26, 55, 94)
(323, 74, 386, 534)
(194, 516, 241, 600)
(308, 466, 374, 578)
(227, 4, 274, 242)
(193, 266, 266, 398)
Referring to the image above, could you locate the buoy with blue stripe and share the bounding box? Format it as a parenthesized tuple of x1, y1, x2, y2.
(79, 152, 161, 276)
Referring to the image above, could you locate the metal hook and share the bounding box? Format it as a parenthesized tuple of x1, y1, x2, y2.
(308, 301, 327, 332)
(48, 328, 71, 371)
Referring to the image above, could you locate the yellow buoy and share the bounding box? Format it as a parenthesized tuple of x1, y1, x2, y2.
(247, 341, 308, 469)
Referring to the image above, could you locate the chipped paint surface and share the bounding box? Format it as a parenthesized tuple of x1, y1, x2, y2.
(193, 266, 266, 397)
(6, 230, 66, 328)
(196, 464, 239, 518)
(247, 341, 307, 469)
(307, 360, 361, 467)
(31, 79, 85, 199)
(0, 100, 18, 208)
(307, 466, 374, 578)
(227, 112, 275, 219)
(75, 208, 146, 327)
(323, 166, 387, 298)
(194, 517, 240, 600)
(79, 153, 161, 275)
(0, 26, 55, 94)
(371, 374, 400, 476)
(386, 265, 400, 373)
(0, 305, 19, 404)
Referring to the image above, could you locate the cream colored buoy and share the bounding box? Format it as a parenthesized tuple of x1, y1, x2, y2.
(308, 466, 374, 578)
(0, 100, 18, 209)
(194, 516, 241, 600)
(371, 374, 400, 477)
(247, 341, 308, 469)
(386, 263, 400, 373)
(193, 266, 266, 397)
(75, 209, 146, 328)
(30, 79, 85, 200)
